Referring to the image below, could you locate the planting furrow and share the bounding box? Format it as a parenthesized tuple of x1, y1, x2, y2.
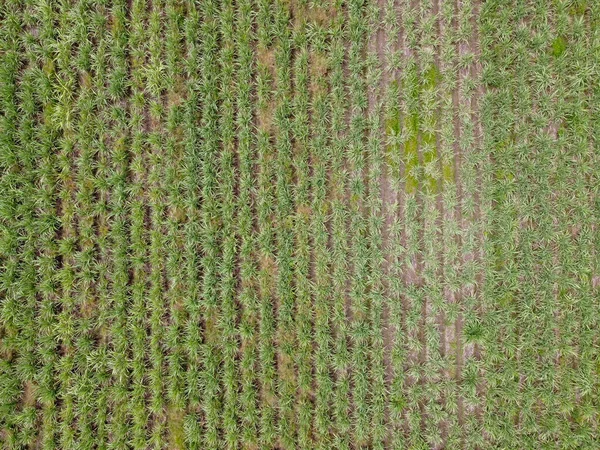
(218, 0, 239, 446)
(463, 0, 486, 445)
(496, 7, 535, 448)
(308, 10, 335, 445)
(290, 10, 313, 447)
(163, 1, 187, 445)
(514, 7, 540, 446)
(479, 1, 521, 446)
(587, 3, 600, 444)
(383, 1, 408, 446)
(86, 3, 120, 445)
(548, 6, 574, 440)
(127, 0, 150, 445)
(590, 3, 600, 441)
(0, 3, 23, 445)
(50, 1, 85, 446)
(506, 4, 557, 446)
(70, 2, 104, 446)
(475, 0, 496, 444)
(328, 3, 351, 446)
(366, 1, 387, 447)
(553, 4, 597, 446)
(32, 3, 63, 446)
(272, 3, 296, 447)
(234, 0, 260, 445)
(518, 3, 561, 446)
(198, 1, 222, 446)
(181, 1, 204, 445)
(455, 0, 484, 446)
(346, 0, 370, 445)
(255, 0, 278, 445)
(0, 3, 44, 446)
(437, 0, 461, 444)
(105, 0, 132, 446)
(146, 0, 168, 445)
(416, 0, 446, 446)
(398, 0, 427, 445)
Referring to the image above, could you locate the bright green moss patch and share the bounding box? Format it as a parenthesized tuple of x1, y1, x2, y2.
(494, 169, 514, 182)
(551, 36, 567, 57)
(568, 0, 587, 16)
(424, 65, 441, 89)
(42, 59, 55, 76)
(386, 107, 401, 135)
(404, 138, 419, 194)
(498, 292, 514, 308)
(443, 163, 454, 183)
(404, 113, 419, 194)
(385, 107, 402, 178)
(422, 131, 438, 194)
(167, 406, 185, 449)
(494, 245, 506, 271)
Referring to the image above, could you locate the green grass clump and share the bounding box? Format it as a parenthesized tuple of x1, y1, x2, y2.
(551, 36, 568, 57)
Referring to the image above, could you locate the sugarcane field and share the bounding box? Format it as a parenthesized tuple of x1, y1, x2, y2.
(1, 0, 599, 448)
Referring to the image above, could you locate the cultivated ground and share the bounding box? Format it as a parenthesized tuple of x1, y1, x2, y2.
(1, 0, 599, 448)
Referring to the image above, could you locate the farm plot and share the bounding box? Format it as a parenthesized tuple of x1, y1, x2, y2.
(0, 0, 598, 448)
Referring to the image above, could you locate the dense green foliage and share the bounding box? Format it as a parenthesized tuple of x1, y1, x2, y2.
(0, 0, 598, 448)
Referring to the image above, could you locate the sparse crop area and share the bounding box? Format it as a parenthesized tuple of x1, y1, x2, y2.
(1, 0, 599, 448)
